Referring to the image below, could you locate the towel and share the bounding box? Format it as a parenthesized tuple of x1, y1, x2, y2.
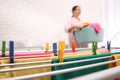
(0, 57, 51, 80)
(52, 54, 111, 80)
(88, 23, 101, 33)
(109, 54, 120, 80)
(0, 52, 51, 57)
(109, 54, 120, 67)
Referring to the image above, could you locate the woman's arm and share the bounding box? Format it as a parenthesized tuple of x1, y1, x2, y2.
(68, 26, 81, 33)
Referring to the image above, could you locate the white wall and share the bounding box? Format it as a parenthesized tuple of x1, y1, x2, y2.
(105, 0, 120, 47)
(0, 0, 106, 48)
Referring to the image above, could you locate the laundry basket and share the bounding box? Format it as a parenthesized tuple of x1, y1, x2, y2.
(74, 27, 104, 43)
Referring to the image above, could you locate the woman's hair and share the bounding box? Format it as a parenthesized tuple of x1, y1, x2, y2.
(72, 5, 80, 17)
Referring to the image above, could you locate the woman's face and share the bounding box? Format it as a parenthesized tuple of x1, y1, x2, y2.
(73, 7, 81, 17)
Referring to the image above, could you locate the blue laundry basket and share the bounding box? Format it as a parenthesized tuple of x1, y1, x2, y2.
(74, 27, 104, 43)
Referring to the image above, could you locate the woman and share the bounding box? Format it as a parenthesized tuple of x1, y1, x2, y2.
(65, 5, 88, 48)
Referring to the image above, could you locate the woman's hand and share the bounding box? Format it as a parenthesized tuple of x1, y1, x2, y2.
(68, 25, 82, 33)
(75, 25, 82, 30)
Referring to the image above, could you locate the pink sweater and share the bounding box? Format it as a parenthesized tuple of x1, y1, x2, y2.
(65, 17, 82, 43)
